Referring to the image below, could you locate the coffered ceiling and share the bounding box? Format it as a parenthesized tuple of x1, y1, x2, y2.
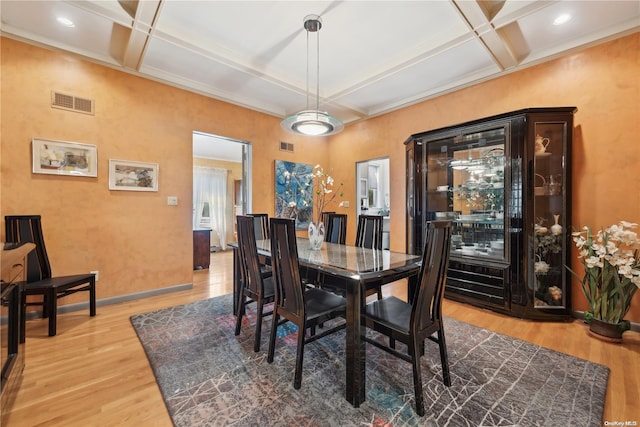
(1, 0, 638, 129)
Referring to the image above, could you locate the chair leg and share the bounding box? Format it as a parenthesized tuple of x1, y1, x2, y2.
(19, 292, 27, 344)
(253, 299, 264, 352)
(41, 295, 48, 318)
(293, 323, 305, 389)
(267, 312, 279, 363)
(89, 278, 96, 316)
(234, 295, 246, 336)
(376, 285, 383, 300)
(410, 337, 425, 417)
(47, 289, 57, 337)
(437, 329, 451, 386)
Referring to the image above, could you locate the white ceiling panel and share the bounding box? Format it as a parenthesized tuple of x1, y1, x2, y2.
(1, 0, 638, 142)
(1, 0, 130, 64)
(512, 1, 640, 62)
(339, 38, 501, 114)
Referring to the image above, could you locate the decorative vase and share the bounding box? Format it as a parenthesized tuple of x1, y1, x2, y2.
(551, 214, 563, 236)
(587, 318, 629, 343)
(308, 221, 325, 250)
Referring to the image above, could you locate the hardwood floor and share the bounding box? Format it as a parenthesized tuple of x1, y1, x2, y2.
(5, 251, 639, 426)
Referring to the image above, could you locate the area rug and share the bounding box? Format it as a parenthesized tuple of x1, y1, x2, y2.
(130, 295, 608, 427)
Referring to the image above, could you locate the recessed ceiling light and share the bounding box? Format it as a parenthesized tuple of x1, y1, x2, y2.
(553, 14, 571, 26)
(56, 17, 75, 28)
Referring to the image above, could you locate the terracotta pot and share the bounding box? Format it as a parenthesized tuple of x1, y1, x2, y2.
(588, 318, 625, 343)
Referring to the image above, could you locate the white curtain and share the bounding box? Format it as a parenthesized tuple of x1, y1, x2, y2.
(193, 166, 228, 250)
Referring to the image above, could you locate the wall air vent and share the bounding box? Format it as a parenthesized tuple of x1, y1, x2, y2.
(279, 141, 294, 152)
(51, 91, 95, 115)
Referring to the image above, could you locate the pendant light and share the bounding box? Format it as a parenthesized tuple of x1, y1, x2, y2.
(281, 15, 343, 137)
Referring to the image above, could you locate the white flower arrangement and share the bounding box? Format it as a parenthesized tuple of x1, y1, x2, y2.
(309, 165, 343, 225)
(569, 220, 640, 326)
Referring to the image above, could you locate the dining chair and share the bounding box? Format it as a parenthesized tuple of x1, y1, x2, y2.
(320, 211, 335, 226)
(267, 217, 346, 389)
(4, 215, 96, 340)
(248, 213, 269, 241)
(324, 213, 347, 244)
(356, 214, 384, 299)
(247, 213, 272, 273)
(361, 220, 453, 416)
(355, 214, 383, 249)
(234, 215, 275, 352)
(314, 213, 348, 294)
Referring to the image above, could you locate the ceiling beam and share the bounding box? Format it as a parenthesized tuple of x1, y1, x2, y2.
(122, 0, 162, 70)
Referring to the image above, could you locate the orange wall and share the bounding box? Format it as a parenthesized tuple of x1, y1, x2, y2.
(0, 37, 328, 304)
(329, 33, 639, 321)
(1, 33, 638, 321)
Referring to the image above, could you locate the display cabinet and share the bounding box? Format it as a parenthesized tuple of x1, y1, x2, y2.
(405, 107, 576, 320)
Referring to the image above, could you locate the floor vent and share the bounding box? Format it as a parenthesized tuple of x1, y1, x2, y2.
(280, 141, 294, 152)
(51, 91, 95, 115)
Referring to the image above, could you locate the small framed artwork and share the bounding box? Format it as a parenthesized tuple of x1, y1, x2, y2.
(109, 159, 159, 191)
(32, 138, 97, 177)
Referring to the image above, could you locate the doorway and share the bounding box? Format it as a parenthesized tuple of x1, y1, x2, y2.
(193, 131, 252, 251)
(356, 157, 390, 249)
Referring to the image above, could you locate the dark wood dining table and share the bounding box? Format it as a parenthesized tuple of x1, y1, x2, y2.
(231, 237, 422, 407)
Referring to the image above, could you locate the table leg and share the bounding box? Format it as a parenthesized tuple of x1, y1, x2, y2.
(344, 278, 366, 407)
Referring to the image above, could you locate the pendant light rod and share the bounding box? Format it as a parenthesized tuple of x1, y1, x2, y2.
(314, 16, 320, 114)
(281, 14, 343, 137)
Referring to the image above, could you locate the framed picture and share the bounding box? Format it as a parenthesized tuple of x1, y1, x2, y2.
(32, 138, 97, 177)
(274, 160, 313, 230)
(109, 159, 159, 191)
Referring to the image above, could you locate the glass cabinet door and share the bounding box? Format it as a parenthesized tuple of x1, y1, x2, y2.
(533, 122, 567, 309)
(426, 126, 507, 260)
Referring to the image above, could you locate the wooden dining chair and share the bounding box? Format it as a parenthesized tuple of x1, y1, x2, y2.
(248, 213, 271, 270)
(248, 213, 269, 241)
(320, 211, 335, 226)
(355, 214, 383, 250)
(234, 215, 275, 352)
(362, 220, 453, 416)
(267, 217, 346, 389)
(4, 215, 96, 340)
(356, 214, 384, 299)
(324, 213, 347, 244)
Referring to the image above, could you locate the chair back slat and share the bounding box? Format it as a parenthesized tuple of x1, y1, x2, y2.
(320, 211, 335, 226)
(355, 215, 383, 250)
(269, 218, 304, 322)
(325, 213, 347, 244)
(5, 215, 52, 281)
(249, 213, 269, 240)
(411, 220, 452, 332)
(237, 215, 266, 298)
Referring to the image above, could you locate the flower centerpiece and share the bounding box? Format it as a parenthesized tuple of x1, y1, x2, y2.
(307, 164, 343, 250)
(569, 221, 640, 340)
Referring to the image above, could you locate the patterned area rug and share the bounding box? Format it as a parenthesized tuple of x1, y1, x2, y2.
(130, 295, 608, 426)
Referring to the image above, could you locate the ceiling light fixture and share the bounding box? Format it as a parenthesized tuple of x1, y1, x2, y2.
(56, 17, 75, 28)
(281, 15, 343, 137)
(553, 13, 572, 26)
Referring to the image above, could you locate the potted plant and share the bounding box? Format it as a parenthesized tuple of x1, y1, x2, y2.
(569, 221, 640, 341)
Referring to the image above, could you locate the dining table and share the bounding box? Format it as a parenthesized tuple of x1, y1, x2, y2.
(230, 237, 422, 407)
